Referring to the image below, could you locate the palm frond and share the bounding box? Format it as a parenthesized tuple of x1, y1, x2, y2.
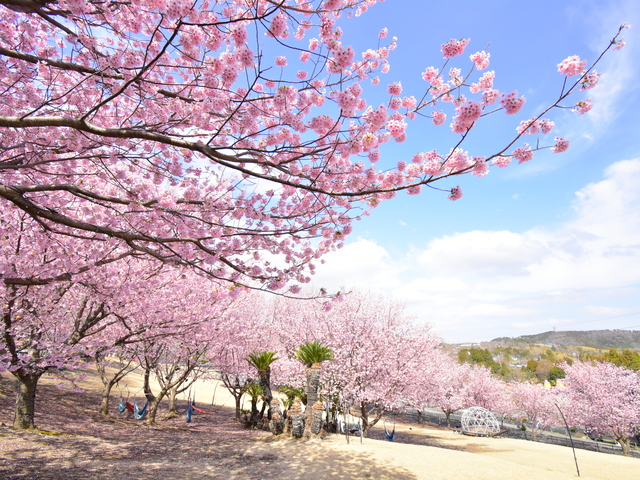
(294, 341, 334, 367)
(246, 350, 280, 371)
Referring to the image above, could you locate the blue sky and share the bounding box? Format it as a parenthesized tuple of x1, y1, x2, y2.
(310, 0, 640, 343)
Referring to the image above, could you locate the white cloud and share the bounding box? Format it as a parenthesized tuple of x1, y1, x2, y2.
(583, 305, 639, 317)
(311, 238, 402, 292)
(417, 230, 549, 277)
(314, 159, 640, 343)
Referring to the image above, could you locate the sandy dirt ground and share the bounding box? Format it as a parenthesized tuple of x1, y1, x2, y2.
(0, 367, 637, 480)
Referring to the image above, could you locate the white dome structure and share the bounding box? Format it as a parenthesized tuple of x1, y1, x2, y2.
(460, 406, 501, 436)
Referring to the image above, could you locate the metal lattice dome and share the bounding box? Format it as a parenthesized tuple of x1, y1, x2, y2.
(461, 406, 500, 435)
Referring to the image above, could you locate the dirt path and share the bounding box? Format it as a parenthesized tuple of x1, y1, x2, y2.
(0, 368, 638, 479)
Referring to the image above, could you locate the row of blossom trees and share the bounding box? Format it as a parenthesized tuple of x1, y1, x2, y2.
(3, 261, 639, 455)
(207, 291, 640, 453)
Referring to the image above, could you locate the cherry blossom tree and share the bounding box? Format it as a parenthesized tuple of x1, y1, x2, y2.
(0, 1, 625, 297)
(421, 355, 470, 427)
(207, 290, 278, 422)
(0, 214, 137, 429)
(272, 291, 441, 437)
(1, 209, 231, 428)
(2, 278, 119, 429)
(463, 364, 509, 414)
(421, 357, 506, 427)
(137, 338, 213, 424)
(563, 361, 640, 455)
(94, 346, 139, 416)
(507, 381, 559, 442)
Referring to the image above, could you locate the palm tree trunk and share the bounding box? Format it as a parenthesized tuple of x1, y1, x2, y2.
(305, 364, 321, 408)
(258, 368, 273, 421)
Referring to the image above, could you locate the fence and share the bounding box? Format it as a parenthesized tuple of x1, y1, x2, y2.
(394, 409, 640, 459)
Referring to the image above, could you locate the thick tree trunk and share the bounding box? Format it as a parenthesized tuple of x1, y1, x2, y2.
(618, 437, 631, 456)
(145, 395, 164, 424)
(305, 364, 321, 409)
(288, 397, 305, 438)
(360, 403, 384, 438)
(141, 366, 159, 424)
(258, 368, 273, 421)
(443, 408, 452, 428)
(12, 372, 42, 430)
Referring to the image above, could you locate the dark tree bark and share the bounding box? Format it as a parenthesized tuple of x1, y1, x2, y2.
(269, 398, 284, 435)
(288, 398, 305, 438)
(12, 371, 42, 430)
(95, 353, 135, 416)
(304, 400, 325, 438)
(359, 403, 385, 438)
(220, 374, 250, 423)
(253, 367, 273, 425)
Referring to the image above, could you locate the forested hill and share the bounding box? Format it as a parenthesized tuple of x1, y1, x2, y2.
(491, 330, 640, 350)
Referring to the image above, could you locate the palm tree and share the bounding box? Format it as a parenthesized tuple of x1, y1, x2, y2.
(244, 383, 263, 425)
(294, 341, 334, 410)
(246, 351, 279, 425)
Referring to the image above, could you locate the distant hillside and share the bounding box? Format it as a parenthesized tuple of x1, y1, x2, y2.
(490, 330, 640, 350)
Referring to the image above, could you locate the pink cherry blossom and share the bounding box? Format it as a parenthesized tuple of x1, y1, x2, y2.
(482, 88, 500, 105)
(422, 66, 439, 82)
(581, 71, 600, 90)
(0, 1, 624, 306)
(551, 137, 570, 153)
(500, 90, 526, 115)
(513, 146, 534, 163)
(448, 185, 463, 200)
(267, 12, 288, 39)
(441, 38, 470, 58)
(432, 110, 446, 126)
(564, 361, 640, 455)
(387, 81, 402, 96)
(470, 50, 490, 70)
(470, 70, 495, 93)
(472, 158, 489, 176)
(493, 156, 512, 168)
(389, 97, 402, 110)
(614, 38, 626, 50)
(387, 119, 407, 138)
(557, 55, 588, 76)
(451, 100, 482, 132)
(573, 99, 593, 115)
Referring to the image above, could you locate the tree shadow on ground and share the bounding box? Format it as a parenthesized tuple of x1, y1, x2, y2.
(0, 375, 416, 480)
